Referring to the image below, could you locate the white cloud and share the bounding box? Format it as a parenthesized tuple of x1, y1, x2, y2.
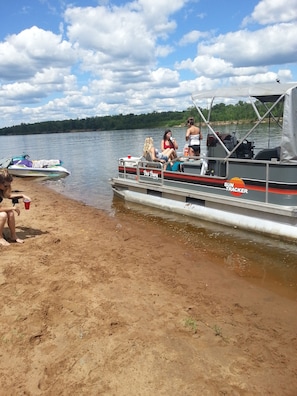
(0, 0, 296, 128)
(0, 26, 76, 81)
(151, 68, 179, 86)
(155, 45, 174, 57)
(1, 82, 45, 102)
(228, 69, 293, 86)
(0, 66, 77, 106)
(64, 1, 183, 65)
(179, 30, 209, 46)
(176, 54, 268, 78)
(196, 23, 297, 68)
(133, 0, 186, 21)
(242, 0, 297, 26)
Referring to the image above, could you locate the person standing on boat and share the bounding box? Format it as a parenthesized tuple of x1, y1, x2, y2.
(186, 117, 203, 156)
(0, 169, 31, 246)
(161, 129, 178, 159)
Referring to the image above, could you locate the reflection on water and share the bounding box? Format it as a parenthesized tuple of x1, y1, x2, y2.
(112, 196, 297, 301)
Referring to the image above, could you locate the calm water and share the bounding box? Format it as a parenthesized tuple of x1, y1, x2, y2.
(1, 126, 297, 299)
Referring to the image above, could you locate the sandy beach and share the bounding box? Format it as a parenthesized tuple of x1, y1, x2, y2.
(1, 178, 297, 395)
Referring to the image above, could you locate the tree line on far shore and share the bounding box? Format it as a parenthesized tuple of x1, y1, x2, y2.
(0, 100, 283, 136)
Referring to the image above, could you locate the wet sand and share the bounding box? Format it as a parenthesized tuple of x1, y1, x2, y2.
(1, 178, 297, 395)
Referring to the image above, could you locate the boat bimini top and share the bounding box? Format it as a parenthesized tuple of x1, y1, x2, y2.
(191, 82, 297, 162)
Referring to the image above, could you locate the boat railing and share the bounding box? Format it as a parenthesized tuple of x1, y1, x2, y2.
(118, 155, 296, 203)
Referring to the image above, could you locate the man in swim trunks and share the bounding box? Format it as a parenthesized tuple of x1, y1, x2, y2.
(186, 117, 203, 156)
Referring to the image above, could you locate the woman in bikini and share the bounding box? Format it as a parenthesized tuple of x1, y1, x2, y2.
(185, 117, 203, 156)
(0, 168, 31, 246)
(161, 129, 178, 159)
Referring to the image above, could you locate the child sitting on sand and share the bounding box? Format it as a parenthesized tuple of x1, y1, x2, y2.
(0, 169, 31, 246)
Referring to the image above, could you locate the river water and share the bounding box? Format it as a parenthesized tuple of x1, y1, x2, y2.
(1, 125, 297, 300)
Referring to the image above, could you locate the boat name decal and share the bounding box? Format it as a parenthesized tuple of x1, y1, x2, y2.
(224, 177, 248, 197)
(143, 170, 159, 180)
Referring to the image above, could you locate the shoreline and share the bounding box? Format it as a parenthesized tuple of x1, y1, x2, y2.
(0, 117, 280, 136)
(1, 178, 297, 394)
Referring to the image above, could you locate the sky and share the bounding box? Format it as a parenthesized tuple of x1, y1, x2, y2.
(0, 0, 297, 128)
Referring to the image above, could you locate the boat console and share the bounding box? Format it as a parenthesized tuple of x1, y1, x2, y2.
(206, 132, 254, 159)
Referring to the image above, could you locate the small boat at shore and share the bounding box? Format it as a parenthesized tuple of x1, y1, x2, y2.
(0, 154, 70, 179)
(110, 82, 297, 241)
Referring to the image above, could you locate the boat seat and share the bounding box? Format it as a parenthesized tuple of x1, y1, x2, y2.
(0, 158, 12, 168)
(144, 153, 153, 161)
(140, 155, 162, 169)
(254, 146, 280, 161)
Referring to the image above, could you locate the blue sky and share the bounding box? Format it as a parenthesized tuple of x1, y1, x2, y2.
(0, 0, 296, 128)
